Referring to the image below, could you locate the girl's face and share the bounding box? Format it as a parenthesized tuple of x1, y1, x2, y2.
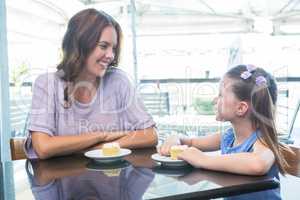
(215, 76, 241, 122)
(82, 26, 117, 80)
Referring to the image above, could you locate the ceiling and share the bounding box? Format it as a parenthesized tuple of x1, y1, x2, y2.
(76, 0, 300, 35)
(10, 0, 300, 35)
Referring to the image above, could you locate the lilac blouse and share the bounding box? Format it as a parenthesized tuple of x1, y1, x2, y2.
(25, 68, 155, 158)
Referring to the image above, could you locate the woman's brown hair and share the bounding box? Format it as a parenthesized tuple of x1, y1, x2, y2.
(56, 8, 122, 107)
(226, 65, 293, 174)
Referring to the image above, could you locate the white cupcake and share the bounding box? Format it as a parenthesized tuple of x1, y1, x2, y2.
(102, 142, 120, 156)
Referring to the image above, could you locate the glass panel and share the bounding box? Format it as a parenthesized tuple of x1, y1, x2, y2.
(133, 0, 300, 139)
(7, 0, 63, 136)
(5, 0, 300, 140)
(289, 101, 300, 145)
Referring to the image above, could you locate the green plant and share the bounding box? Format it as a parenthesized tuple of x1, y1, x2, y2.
(10, 62, 29, 87)
(192, 97, 215, 115)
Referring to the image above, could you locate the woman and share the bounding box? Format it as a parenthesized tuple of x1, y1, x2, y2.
(25, 8, 157, 159)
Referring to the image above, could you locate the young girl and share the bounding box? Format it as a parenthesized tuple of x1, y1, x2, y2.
(158, 64, 292, 199)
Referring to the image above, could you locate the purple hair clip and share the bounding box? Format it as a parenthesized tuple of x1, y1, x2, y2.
(255, 76, 267, 86)
(240, 71, 252, 79)
(240, 64, 257, 80)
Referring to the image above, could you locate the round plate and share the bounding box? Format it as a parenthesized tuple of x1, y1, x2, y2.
(151, 153, 188, 167)
(84, 148, 131, 163)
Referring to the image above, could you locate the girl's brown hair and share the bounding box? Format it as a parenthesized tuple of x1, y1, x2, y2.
(226, 65, 292, 174)
(56, 8, 122, 107)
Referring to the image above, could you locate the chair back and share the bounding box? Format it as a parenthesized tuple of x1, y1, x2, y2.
(10, 137, 27, 160)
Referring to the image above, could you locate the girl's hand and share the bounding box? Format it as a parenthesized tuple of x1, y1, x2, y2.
(157, 135, 180, 156)
(177, 147, 205, 167)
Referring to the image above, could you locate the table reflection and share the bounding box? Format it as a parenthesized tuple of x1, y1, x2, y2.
(152, 165, 193, 177)
(26, 156, 154, 200)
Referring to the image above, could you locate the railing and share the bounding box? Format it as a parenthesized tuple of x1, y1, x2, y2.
(8, 77, 300, 141)
(10, 98, 31, 137)
(140, 77, 300, 84)
(9, 83, 32, 136)
(139, 77, 300, 141)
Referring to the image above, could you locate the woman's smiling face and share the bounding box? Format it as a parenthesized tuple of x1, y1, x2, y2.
(83, 25, 117, 79)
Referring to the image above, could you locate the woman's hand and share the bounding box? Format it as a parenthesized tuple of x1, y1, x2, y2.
(157, 135, 180, 156)
(177, 147, 206, 168)
(85, 131, 127, 151)
(102, 131, 127, 142)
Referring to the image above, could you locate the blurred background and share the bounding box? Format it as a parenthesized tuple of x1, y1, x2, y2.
(2, 0, 300, 148)
(2, 1, 300, 199)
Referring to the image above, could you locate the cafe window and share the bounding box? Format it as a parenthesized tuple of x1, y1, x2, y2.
(4, 0, 300, 141)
